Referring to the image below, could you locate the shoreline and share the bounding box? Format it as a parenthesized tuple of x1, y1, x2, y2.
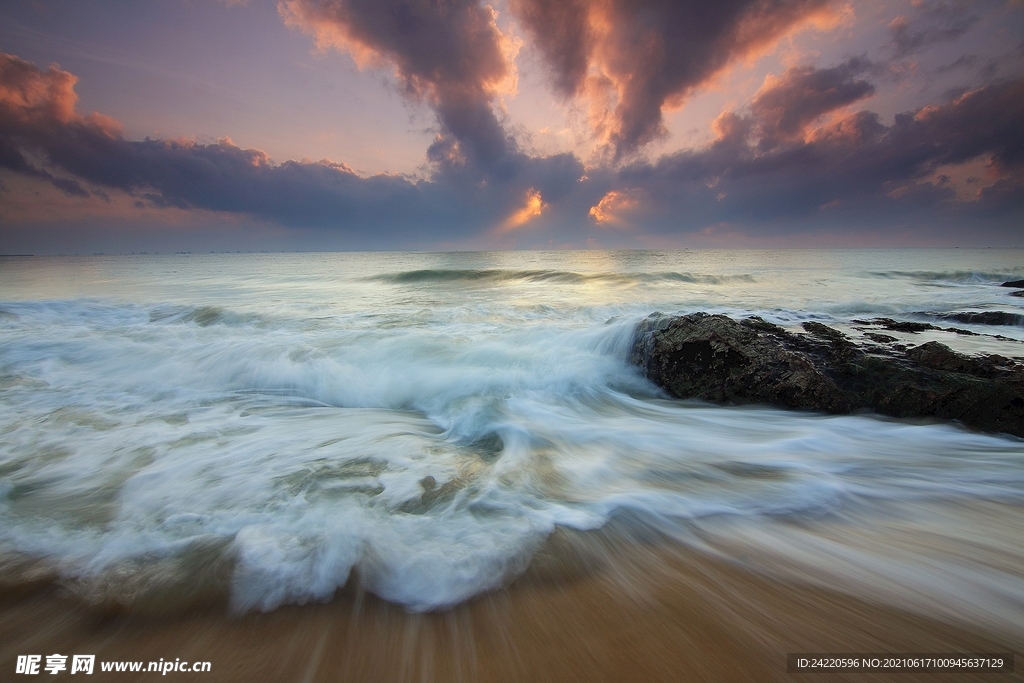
(2, 252, 1023, 681)
(2, 524, 1019, 682)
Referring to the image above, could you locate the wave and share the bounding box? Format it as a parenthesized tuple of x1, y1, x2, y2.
(146, 304, 269, 327)
(4, 250, 1024, 619)
(148, 305, 226, 326)
(2, 403, 1022, 616)
(867, 269, 1024, 285)
(2, 298, 1024, 616)
(1, 300, 272, 331)
(370, 269, 754, 286)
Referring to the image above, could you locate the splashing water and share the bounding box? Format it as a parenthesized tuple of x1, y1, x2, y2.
(1, 249, 1023, 626)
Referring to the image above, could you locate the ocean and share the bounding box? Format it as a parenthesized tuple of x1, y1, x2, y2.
(1, 249, 1023, 635)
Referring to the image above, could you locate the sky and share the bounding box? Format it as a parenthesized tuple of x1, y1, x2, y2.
(0, 0, 1022, 253)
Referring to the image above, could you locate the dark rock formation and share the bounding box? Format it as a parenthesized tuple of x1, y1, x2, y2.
(1001, 280, 1024, 288)
(932, 311, 1024, 327)
(853, 317, 937, 333)
(852, 317, 1020, 338)
(631, 313, 1024, 437)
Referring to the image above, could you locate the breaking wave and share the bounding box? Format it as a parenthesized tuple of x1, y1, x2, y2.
(371, 269, 755, 286)
(1, 250, 1023, 627)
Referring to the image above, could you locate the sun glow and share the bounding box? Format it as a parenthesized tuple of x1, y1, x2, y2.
(589, 190, 638, 225)
(499, 188, 546, 232)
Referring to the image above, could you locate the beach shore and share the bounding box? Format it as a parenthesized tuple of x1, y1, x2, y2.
(2, 524, 1018, 683)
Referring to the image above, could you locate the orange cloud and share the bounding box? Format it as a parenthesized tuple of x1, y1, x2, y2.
(588, 189, 638, 225)
(510, 0, 835, 158)
(498, 187, 546, 232)
(750, 58, 875, 144)
(0, 53, 79, 125)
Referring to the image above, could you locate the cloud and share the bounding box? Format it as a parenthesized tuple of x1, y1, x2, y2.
(0, 52, 588, 246)
(588, 189, 639, 225)
(888, 1, 980, 57)
(0, 55, 107, 198)
(750, 57, 875, 145)
(0, 52, 79, 125)
(278, 0, 834, 164)
(280, 0, 520, 169)
(0, 53, 427, 230)
(2, 49, 1022, 251)
(615, 68, 1024, 235)
(496, 187, 546, 233)
(510, 0, 832, 158)
(508, 0, 592, 98)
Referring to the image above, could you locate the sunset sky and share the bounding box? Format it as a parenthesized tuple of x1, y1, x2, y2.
(1, 0, 1022, 253)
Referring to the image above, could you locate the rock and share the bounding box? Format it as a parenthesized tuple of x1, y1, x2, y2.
(630, 314, 850, 413)
(1001, 280, 1024, 288)
(1011, 290, 1024, 298)
(853, 317, 937, 333)
(632, 313, 1024, 436)
(935, 311, 1024, 326)
(802, 321, 849, 343)
(905, 341, 987, 374)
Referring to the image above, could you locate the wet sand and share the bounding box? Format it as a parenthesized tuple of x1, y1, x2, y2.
(1, 526, 1019, 683)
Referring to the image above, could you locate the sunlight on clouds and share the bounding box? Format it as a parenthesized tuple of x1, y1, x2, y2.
(588, 190, 638, 226)
(498, 187, 545, 232)
(0, 170, 246, 226)
(927, 156, 1003, 202)
(278, 0, 520, 100)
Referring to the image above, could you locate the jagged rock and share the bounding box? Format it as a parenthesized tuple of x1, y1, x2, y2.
(630, 314, 849, 413)
(1011, 290, 1024, 298)
(631, 313, 1024, 436)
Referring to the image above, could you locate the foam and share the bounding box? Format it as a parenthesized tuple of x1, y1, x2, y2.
(0, 250, 1023, 618)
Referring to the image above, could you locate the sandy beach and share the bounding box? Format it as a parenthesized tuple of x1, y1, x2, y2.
(2, 523, 1019, 683)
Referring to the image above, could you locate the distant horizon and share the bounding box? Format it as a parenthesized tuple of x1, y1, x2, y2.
(5, 245, 1024, 258)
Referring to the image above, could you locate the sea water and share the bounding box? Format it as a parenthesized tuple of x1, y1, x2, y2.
(0, 249, 1022, 626)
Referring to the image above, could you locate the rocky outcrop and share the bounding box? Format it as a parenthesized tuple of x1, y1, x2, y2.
(631, 313, 1024, 436)
(1001, 280, 1024, 298)
(931, 311, 1024, 326)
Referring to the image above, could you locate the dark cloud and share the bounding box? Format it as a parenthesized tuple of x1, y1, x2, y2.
(615, 71, 1024, 233)
(283, 0, 830, 163)
(937, 54, 979, 73)
(0, 52, 91, 196)
(508, 0, 592, 98)
(0, 52, 584, 243)
(888, 1, 980, 57)
(978, 57, 999, 81)
(281, 0, 517, 169)
(2, 50, 1023, 251)
(750, 58, 875, 145)
(510, 0, 829, 158)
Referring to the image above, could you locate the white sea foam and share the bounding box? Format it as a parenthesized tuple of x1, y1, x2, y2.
(0, 250, 1023, 622)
